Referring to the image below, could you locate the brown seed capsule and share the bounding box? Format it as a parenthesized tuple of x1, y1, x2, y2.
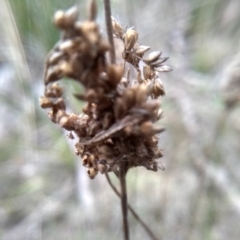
(54, 98, 66, 111)
(59, 39, 80, 54)
(45, 83, 63, 98)
(53, 10, 66, 29)
(80, 21, 99, 44)
(123, 88, 136, 108)
(88, 0, 97, 21)
(143, 65, 153, 80)
(97, 163, 108, 174)
(135, 84, 148, 103)
(102, 112, 113, 129)
(87, 168, 98, 179)
(58, 61, 73, 76)
(140, 121, 154, 135)
(153, 82, 165, 96)
(150, 57, 169, 67)
(64, 6, 78, 27)
(48, 51, 64, 65)
(111, 17, 124, 38)
(107, 65, 124, 86)
(143, 51, 162, 64)
(124, 29, 138, 51)
(134, 45, 150, 55)
(114, 97, 127, 119)
(45, 66, 63, 84)
(39, 96, 53, 109)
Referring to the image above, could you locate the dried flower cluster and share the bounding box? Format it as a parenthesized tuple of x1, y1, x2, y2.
(40, 1, 171, 179)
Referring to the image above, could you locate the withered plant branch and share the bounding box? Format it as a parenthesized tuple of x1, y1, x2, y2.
(103, 0, 116, 64)
(105, 173, 160, 240)
(119, 162, 129, 240)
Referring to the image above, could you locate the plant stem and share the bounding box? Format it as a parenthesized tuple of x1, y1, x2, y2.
(103, 0, 116, 64)
(119, 162, 129, 240)
(105, 173, 160, 240)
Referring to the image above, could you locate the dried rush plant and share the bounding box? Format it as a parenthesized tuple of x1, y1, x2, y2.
(39, 0, 171, 239)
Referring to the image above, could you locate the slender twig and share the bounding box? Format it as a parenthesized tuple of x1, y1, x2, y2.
(103, 0, 116, 64)
(119, 162, 129, 240)
(105, 173, 160, 240)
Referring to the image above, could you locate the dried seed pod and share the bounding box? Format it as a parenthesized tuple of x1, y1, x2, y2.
(143, 65, 153, 80)
(135, 84, 148, 104)
(155, 65, 172, 72)
(87, 167, 98, 179)
(45, 66, 63, 84)
(48, 51, 64, 65)
(124, 29, 138, 51)
(64, 6, 78, 27)
(98, 144, 114, 157)
(155, 108, 164, 120)
(98, 39, 111, 53)
(140, 121, 154, 135)
(81, 21, 99, 44)
(39, 96, 53, 109)
(134, 45, 150, 55)
(107, 65, 124, 86)
(153, 82, 165, 96)
(54, 98, 66, 111)
(86, 89, 97, 102)
(82, 155, 89, 167)
(111, 17, 124, 38)
(114, 97, 127, 119)
(88, 0, 97, 21)
(59, 38, 81, 54)
(58, 61, 73, 76)
(150, 57, 169, 67)
(45, 83, 63, 98)
(123, 88, 136, 108)
(102, 112, 113, 129)
(143, 51, 162, 64)
(97, 163, 108, 173)
(53, 10, 66, 29)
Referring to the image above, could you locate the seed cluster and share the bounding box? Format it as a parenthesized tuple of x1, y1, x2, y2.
(40, 2, 171, 179)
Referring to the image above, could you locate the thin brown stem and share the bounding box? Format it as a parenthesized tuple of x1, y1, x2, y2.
(119, 162, 129, 240)
(105, 173, 160, 240)
(103, 0, 116, 64)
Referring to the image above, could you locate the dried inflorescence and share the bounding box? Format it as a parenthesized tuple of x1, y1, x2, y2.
(40, 1, 171, 179)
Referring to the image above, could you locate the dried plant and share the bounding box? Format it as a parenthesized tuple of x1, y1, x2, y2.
(40, 0, 171, 239)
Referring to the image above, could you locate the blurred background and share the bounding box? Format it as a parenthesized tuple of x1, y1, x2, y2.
(1, 0, 240, 239)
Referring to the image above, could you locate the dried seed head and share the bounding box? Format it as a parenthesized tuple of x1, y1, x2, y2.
(41, 4, 172, 178)
(124, 29, 138, 51)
